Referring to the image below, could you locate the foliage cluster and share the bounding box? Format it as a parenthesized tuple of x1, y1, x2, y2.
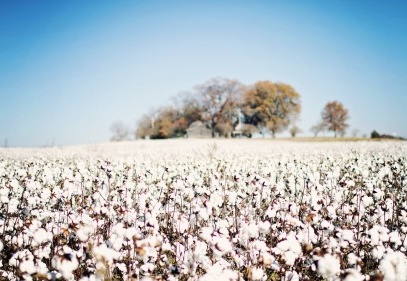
(134, 78, 302, 139)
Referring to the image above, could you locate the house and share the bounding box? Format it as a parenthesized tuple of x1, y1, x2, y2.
(232, 123, 259, 138)
(186, 121, 212, 138)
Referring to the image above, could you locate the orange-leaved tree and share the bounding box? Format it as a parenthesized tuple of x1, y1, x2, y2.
(243, 81, 301, 137)
(321, 101, 349, 137)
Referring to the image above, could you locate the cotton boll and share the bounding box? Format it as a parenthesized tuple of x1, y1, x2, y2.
(372, 245, 386, 260)
(32, 228, 52, 246)
(76, 224, 94, 242)
(258, 220, 271, 234)
(379, 251, 407, 281)
(389, 231, 402, 246)
(36, 261, 49, 276)
(199, 227, 213, 243)
(140, 263, 155, 275)
(285, 271, 299, 281)
(259, 252, 275, 267)
(7, 198, 19, 213)
(20, 259, 36, 275)
(213, 237, 233, 256)
(347, 253, 360, 266)
(283, 250, 297, 266)
(248, 267, 264, 281)
(342, 268, 364, 281)
(51, 252, 79, 280)
(317, 254, 341, 279)
(92, 243, 120, 265)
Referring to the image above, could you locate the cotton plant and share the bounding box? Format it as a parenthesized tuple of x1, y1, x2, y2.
(0, 140, 406, 280)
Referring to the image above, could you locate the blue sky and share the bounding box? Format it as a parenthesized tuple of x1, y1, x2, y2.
(1, 0, 406, 146)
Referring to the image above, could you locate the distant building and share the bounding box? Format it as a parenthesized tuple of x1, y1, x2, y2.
(232, 123, 259, 138)
(232, 108, 259, 137)
(186, 121, 212, 138)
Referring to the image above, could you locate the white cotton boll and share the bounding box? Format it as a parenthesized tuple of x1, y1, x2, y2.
(161, 242, 172, 252)
(79, 275, 101, 281)
(317, 254, 341, 279)
(379, 251, 407, 281)
(0, 240, 3, 252)
(20, 259, 36, 275)
(342, 268, 364, 281)
(283, 250, 297, 266)
(389, 231, 402, 246)
(8, 198, 19, 213)
(109, 235, 123, 251)
(252, 240, 268, 252)
(0, 187, 9, 203)
(198, 208, 210, 221)
(250, 267, 264, 281)
(32, 228, 52, 246)
(260, 252, 274, 266)
(258, 220, 271, 234)
(362, 196, 373, 207)
(285, 271, 299, 281)
(347, 253, 359, 266)
(372, 245, 386, 260)
(378, 227, 389, 242)
(214, 237, 233, 255)
(76, 225, 94, 242)
(36, 261, 49, 275)
(369, 226, 381, 246)
(177, 216, 190, 233)
(92, 244, 120, 265)
(247, 222, 259, 238)
(340, 229, 355, 244)
(199, 227, 213, 243)
(140, 263, 155, 275)
(276, 240, 290, 252)
(373, 188, 384, 200)
(265, 207, 277, 218)
(51, 253, 79, 280)
(320, 220, 331, 229)
(111, 223, 126, 238)
(124, 227, 138, 240)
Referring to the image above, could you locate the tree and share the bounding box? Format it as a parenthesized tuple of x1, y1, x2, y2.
(289, 125, 302, 138)
(310, 122, 325, 137)
(135, 111, 157, 139)
(321, 101, 349, 137)
(110, 121, 129, 142)
(172, 93, 204, 126)
(243, 81, 301, 137)
(351, 128, 359, 138)
(371, 130, 381, 139)
(194, 77, 243, 137)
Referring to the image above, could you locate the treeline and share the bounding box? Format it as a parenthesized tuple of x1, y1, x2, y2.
(110, 77, 351, 140)
(135, 77, 302, 139)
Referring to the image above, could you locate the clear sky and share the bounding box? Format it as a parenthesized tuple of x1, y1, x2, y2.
(1, 0, 406, 147)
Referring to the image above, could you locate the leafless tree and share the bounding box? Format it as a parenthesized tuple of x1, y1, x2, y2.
(110, 121, 130, 142)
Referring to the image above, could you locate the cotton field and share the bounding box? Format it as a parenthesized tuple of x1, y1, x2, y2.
(0, 139, 407, 281)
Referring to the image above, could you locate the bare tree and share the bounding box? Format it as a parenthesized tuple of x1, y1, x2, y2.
(310, 122, 325, 137)
(351, 128, 359, 138)
(195, 77, 243, 137)
(321, 101, 349, 137)
(135, 111, 157, 139)
(110, 121, 130, 142)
